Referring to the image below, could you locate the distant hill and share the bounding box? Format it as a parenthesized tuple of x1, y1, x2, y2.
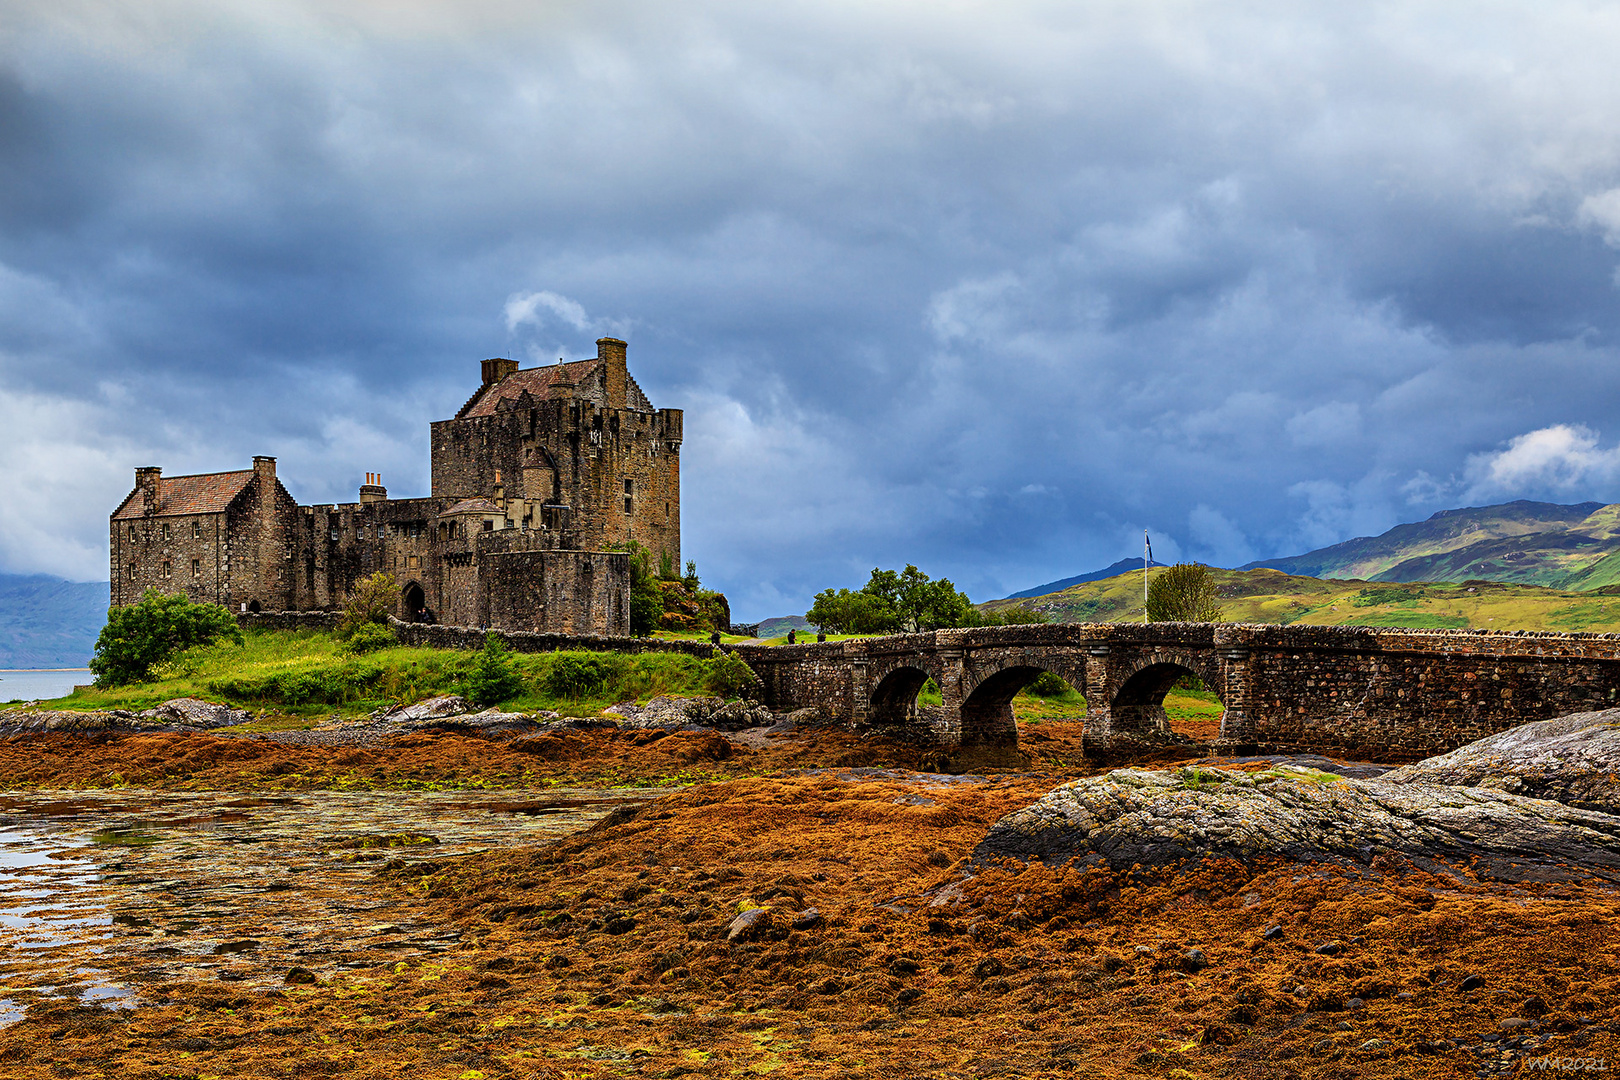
(0, 574, 108, 668)
(1239, 500, 1620, 589)
(755, 615, 811, 639)
(1006, 558, 1168, 599)
(981, 565, 1620, 633)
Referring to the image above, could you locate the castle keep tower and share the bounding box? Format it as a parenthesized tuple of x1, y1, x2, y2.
(108, 338, 681, 636)
(430, 337, 682, 571)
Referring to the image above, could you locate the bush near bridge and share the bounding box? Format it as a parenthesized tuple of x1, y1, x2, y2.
(1146, 562, 1225, 623)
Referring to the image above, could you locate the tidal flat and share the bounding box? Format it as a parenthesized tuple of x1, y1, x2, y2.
(0, 719, 1611, 1079)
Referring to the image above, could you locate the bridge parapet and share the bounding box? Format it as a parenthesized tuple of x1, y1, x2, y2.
(733, 622, 1620, 763)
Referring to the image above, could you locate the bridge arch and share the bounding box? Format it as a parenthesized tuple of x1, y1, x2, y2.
(1106, 649, 1227, 740)
(956, 652, 1091, 749)
(868, 665, 935, 728)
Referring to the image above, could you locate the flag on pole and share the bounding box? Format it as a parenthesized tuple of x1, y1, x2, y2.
(1144, 530, 1152, 622)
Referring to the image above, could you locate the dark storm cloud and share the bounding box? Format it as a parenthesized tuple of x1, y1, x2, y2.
(6, 0, 1620, 618)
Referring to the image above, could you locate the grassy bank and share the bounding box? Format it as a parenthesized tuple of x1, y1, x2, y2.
(9, 628, 749, 718)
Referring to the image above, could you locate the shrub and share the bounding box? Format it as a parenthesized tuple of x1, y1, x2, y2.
(343, 621, 398, 655)
(91, 590, 244, 687)
(463, 634, 525, 707)
(1025, 671, 1074, 698)
(706, 652, 759, 699)
(337, 572, 396, 640)
(1146, 563, 1225, 623)
(544, 654, 613, 699)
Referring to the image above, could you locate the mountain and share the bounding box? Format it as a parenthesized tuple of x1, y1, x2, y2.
(1006, 558, 1168, 600)
(0, 574, 109, 668)
(1238, 500, 1619, 588)
(981, 565, 1620, 633)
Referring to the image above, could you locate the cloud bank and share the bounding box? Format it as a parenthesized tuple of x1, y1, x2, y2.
(6, 1, 1620, 616)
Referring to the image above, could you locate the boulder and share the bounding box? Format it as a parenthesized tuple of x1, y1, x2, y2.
(371, 696, 470, 723)
(140, 698, 253, 728)
(1382, 709, 1620, 815)
(974, 763, 1620, 881)
(606, 696, 777, 732)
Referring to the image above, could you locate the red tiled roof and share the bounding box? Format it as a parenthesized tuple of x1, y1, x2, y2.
(112, 470, 255, 520)
(458, 359, 599, 418)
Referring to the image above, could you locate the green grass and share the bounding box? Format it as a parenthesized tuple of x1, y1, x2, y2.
(6, 627, 755, 718)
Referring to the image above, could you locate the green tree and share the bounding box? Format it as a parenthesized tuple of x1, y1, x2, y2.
(90, 590, 244, 687)
(613, 541, 665, 636)
(464, 634, 525, 706)
(806, 587, 899, 634)
(337, 572, 397, 641)
(807, 564, 1002, 634)
(1146, 563, 1225, 623)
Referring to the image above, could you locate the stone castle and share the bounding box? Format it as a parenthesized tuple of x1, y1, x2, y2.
(109, 338, 680, 635)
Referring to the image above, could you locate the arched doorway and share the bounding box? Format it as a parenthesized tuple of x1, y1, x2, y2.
(1111, 662, 1225, 741)
(402, 582, 426, 622)
(868, 666, 932, 727)
(246, 600, 261, 613)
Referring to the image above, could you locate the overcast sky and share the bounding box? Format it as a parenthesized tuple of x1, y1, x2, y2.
(7, 1, 1620, 618)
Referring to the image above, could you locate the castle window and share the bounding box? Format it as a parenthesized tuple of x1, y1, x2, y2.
(128, 563, 137, 580)
(624, 496, 633, 514)
(483, 519, 494, 532)
(193, 521, 202, 539)
(192, 559, 200, 576)
(357, 527, 364, 541)
(161, 523, 171, 541)
(128, 525, 136, 542)
(161, 560, 172, 578)
(330, 528, 339, 541)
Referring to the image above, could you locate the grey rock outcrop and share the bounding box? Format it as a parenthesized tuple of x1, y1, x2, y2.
(0, 697, 252, 735)
(1382, 709, 1620, 815)
(370, 696, 470, 723)
(975, 764, 1620, 882)
(605, 696, 776, 732)
(143, 697, 252, 728)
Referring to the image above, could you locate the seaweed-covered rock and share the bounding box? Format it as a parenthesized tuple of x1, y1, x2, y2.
(975, 764, 1620, 881)
(1383, 709, 1620, 815)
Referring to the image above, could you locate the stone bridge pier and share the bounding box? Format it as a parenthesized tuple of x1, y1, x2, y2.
(733, 621, 1620, 765)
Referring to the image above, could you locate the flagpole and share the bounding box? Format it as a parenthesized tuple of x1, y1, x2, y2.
(1143, 529, 1150, 623)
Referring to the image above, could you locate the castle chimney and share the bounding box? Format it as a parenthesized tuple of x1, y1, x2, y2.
(481, 358, 519, 386)
(134, 466, 162, 514)
(359, 472, 387, 504)
(597, 337, 627, 407)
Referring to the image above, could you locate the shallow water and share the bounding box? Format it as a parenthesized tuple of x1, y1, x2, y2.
(0, 670, 92, 703)
(0, 787, 669, 1022)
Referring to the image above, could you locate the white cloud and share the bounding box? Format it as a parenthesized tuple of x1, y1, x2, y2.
(1578, 189, 1620, 248)
(1464, 424, 1620, 498)
(504, 290, 590, 334)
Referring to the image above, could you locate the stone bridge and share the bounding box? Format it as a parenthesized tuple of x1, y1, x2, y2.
(733, 622, 1620, 764)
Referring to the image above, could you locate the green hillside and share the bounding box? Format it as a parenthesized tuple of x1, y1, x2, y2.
(982, 565, 1620, 633)
(1239, 499, 1620, 589)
